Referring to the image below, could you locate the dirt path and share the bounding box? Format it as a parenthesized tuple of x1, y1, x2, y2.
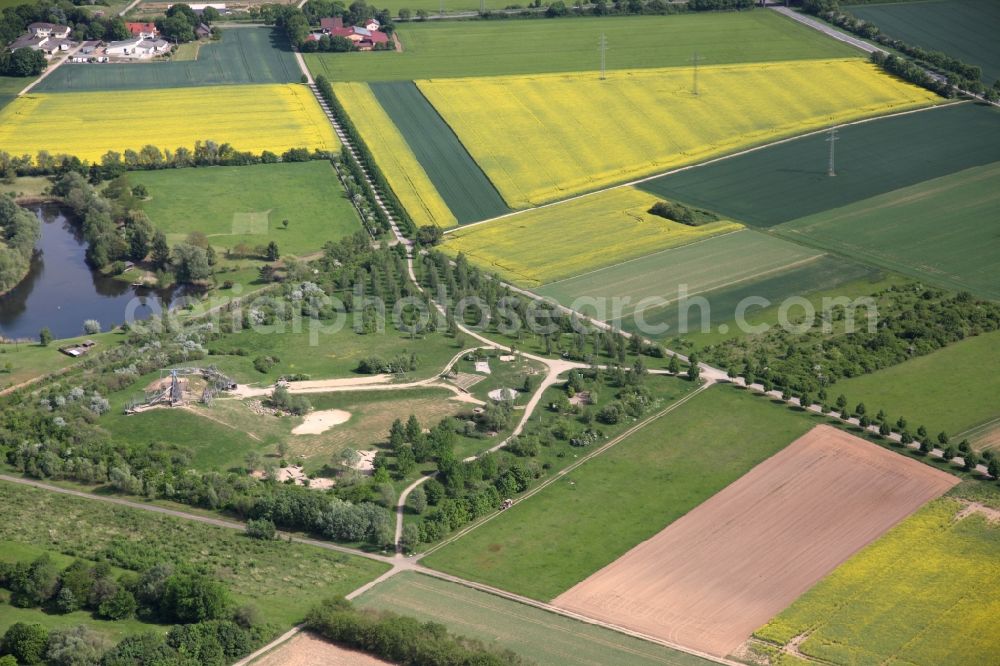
(19, 42, 85, 95)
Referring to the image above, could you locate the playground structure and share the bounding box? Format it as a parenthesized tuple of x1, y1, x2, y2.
(125, 366, 237, 414)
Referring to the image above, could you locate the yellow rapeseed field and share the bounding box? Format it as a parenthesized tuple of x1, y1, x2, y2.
(754, 498, 1000, 665)
(334, 82, 457, 229)
(441, 186, 742, 286)
(418, 59, 940, 208)
(0, 84, 338, 161)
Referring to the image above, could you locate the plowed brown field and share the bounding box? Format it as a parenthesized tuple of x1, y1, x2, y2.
(553, 425, 958, 657)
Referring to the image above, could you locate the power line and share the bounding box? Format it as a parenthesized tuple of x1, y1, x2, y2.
(826, 127, 839, 177)
(599, 33, 607, 80)
(690, 51, 705, 96)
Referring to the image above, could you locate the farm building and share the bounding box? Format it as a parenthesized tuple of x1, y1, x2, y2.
(313, 17, 389, 51)
(7, 22, 74, 54)
(125, 22, 158, 39)
(105, 37, 171, 58)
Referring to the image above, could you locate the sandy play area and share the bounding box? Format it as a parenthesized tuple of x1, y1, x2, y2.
(553, 425, 958, 657)
(292, 409, 352, 435)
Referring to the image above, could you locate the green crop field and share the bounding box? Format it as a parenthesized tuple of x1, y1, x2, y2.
(832, 330, 1000, 439)
(356, 572, 716, 666)
(638, 103, 1000, 227)
(776, 162, 1000, 298)
(851, 0, 1000, 83)
(754, 498, 1000, 666)
(422, 386, 813, 600)
(0, 75, 29, 111)
(536, 229, 831, 334)
(370, 81, 509, 224)
(623, 255, 884, 341)
(131, 162, 360, 258)
(0, 481, 389, 629)
(35, 28, 300, 92)
(305, 12, 858, 82)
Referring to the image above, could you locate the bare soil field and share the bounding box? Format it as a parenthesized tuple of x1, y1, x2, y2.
(553, 425, 958, 658)
(252, 631, 390, 666)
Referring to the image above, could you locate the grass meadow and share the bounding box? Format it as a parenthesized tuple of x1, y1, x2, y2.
(754, 498, 1000, 666)
(441, 187, 742, 286)
(334, 82, 457, 228)
(419, 60, 937, 207)
(36, 28, 300, 92)
(851, 0, 1000, 83)
(775, 162, 1000, 299)
(0, 481, 389, 629)
(536, 229, 822, 320)
(422, 386, 813, 600)
(305, 12, 858, 82)
(0, 84, 338, 161)
(832, 330, 1000, 440)
(356, 572, 716, 666)
(639, 103, 1000, 227)
(370, 81, 509, 224)
(132, 162, 361, 258)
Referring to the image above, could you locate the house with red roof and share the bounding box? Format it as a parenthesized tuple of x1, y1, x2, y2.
(125, 22, 158, 39)
(312, 16, 389, 51)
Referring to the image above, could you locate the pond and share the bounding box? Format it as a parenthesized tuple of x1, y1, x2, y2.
(0, 204, 190, 340)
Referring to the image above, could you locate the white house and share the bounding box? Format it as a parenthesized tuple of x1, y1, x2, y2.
(27, 22, 71, 39)
(105, 37, 171, 58)
(8, 22, 74, 53)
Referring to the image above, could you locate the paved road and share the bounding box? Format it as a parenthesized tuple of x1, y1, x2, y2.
(769, 5, 886, 54)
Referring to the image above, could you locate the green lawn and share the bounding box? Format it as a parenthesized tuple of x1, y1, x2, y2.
(422, 386, 813, 600)
(638, 103, 1000, 227)
(306, 12, 858, 82)
(36, 28, 300, 92)
(369, 82, 509, 224)
(832, 330, 1000, 439)
(851, 0, 1000, 84)
(754, 498, 1000, 666)
(200, 326, 465, 385)
(775, 162, 1000, 299)
(356, 572, 716, 666)
(131, 162, 360, 258)
(0, 481, 389, 629)
(0, 542, 161, 644)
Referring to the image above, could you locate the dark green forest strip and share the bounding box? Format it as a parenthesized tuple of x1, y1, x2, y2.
(638, 103, 1000, 227)
(36, 28, 300, 92)
(371, 81, 509, 224)
(851, 0, 1000, 84)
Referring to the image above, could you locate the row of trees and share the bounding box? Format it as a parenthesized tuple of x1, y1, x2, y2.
(803, 0, 998, 98)
(305, 597, 530, 665)
(0, 143, 330, 184)
(0, 193, 41, 294)
(704, 285, 1000, 397)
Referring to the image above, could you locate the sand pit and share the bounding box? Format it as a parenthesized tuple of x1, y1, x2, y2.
(252, 631, 391, 666)
(553, 425, 958, 658)
(488, 387, 518, 402)
(474, 360, 491, 374)
(292, 409, 352, 435)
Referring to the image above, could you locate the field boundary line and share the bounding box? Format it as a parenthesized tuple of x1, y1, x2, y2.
(413, 569, 740, 666)
(420, 381, 712, 558)
(234, 625, 304, 666)
(446, 100, 966, 234)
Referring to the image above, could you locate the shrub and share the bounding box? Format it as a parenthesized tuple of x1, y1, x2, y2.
(245, 518, 276, 540)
